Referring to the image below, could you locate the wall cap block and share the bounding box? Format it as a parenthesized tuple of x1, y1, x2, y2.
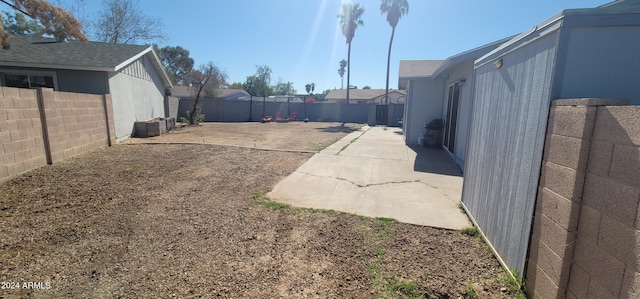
(552, 98, 628, 107)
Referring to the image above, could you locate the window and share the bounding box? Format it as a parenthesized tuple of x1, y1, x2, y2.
(1, 72, 56, 89)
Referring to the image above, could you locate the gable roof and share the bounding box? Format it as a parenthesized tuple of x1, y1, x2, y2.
(325, 89, 406, 101)
(171, 86, 249, 99)
(0, 35, 172, 88)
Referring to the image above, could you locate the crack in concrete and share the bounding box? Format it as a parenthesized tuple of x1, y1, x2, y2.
(297, 171, 441, 190)
(336, 127, 371, 155)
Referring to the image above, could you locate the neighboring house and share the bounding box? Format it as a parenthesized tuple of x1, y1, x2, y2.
(399, 37, 508, 170)
(0, 35, 172, 141)
(325, 89, 406, 104)
(171, 86, 250, 100)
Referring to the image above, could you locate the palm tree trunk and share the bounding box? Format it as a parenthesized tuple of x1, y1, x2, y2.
(346, 42, 351, 104)
(384, 26, 396, 105)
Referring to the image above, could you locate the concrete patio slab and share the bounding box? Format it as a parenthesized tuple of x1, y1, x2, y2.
(268, 126, 471, 230)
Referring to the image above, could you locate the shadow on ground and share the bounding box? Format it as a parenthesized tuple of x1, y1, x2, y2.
(316, 123, 359, 133)
(408, 145, 462, 177)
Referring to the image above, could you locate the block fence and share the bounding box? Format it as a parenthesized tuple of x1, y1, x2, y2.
(526, 98, 640, 298)
(0, 87, 114, 184)
(174, 98, 404, 127)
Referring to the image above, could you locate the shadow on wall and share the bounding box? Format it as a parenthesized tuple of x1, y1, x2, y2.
(407, 144, 462, 177)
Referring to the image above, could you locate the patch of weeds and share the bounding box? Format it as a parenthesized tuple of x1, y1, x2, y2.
(469, 272, 526, 299)
(387, 277, 429, 298)
(356, 216, 410, 297)
(461, 226, 479, 238)
(375, 217, 397, 224)
(291, 207, 337, 217)
(465, 284, 478, 299)
(251, 189, 269, 201)
(503, 270, 526, 299)
(250, 189, 290, 210)
(383, 127, 388, 131)
(260, 201, 290, 210)
(134, 163, 144, 169)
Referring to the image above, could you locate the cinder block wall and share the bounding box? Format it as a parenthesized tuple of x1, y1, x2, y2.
(40, 89, 114, 163)
(526, 99, 640, 299)
(0, 87, 48, 184)
(0, 87, 114, 184)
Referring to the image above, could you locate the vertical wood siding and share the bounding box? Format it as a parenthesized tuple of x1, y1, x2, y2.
(462, 32, 559, 275)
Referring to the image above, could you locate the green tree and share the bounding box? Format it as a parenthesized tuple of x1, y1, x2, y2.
(381, 0, 408, 104)
(243, 65, 272, 97)
(0, 0, 87, 48)
(2, 11, 44, 36)
(273, 79, 296, 95)
(228, 82, 244, 89)
(93, 0, 165, 44)
(338, 3, 365, 103)
(338, 59, 347, 89)
(184, 62, 227, 125)
(154, 45, 194, 85)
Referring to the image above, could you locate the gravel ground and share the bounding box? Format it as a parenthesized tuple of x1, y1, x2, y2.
(1, 123, 520, 298)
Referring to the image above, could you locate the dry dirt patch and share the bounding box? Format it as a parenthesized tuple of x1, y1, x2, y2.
(129, 121, 364, 152)
(1, 130, 520, 298)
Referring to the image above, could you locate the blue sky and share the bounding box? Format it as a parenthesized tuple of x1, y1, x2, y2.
(12, 0, 611, 93)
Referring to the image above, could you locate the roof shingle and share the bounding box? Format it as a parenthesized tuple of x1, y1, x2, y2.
(0, 35, 150, 71)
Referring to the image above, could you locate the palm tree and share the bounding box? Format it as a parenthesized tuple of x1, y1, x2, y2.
(338, 59, 347, 89)
(338, 3, 365, 104)
(380, 0, 408, 105)
(304, 83, 315, 122)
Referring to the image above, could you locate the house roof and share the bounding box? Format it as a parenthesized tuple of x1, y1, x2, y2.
(325, 89, 406, 101)
(430, 36, 514, 79)
(398, 60, 445, 79)
(170, 86, 249, 98)
(0, 35, 172, 88)
(397, 36, 512, 89)
(397, 60, 444, 90)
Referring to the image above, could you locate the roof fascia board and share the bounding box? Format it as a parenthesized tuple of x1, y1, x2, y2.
(114, 47, 151, 71)
(147, 47, 174, 89)
(0, 61, 113, 72)
(400, 75, 438, 80)
(475, 15, 564, 68)
(432, 36, 514, 78)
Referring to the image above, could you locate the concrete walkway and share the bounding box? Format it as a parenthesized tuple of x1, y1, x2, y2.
(268, 126, 471, 230)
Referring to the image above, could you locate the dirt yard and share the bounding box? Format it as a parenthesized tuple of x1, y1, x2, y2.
(129, 122, 364, 152)
(1, 123, 520, 298)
